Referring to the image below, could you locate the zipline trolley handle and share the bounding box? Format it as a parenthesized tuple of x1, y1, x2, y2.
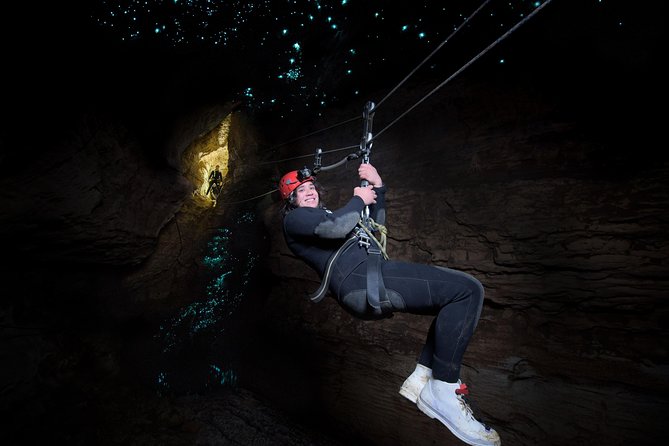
(359, 101, 376, 223)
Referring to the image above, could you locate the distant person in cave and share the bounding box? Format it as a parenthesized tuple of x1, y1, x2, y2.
(206, 164, 223, 197)
(279, 164, 501, 446)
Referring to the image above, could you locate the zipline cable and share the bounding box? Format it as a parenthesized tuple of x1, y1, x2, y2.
(265, 116, 361, 152)
(258, 143, 359, 165)
(214, 188, 278, 205)
(305, 0, 553, 173)
(263, 0, 492, 156)
(218, 142, 358, 202)
(374, 0, 492, 111)
(226, 0, 554, 201)
(372, 0, 553, 141)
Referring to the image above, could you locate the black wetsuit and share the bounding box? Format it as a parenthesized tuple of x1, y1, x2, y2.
(206, 170, 223, 195)
(283, 185, 485, 382)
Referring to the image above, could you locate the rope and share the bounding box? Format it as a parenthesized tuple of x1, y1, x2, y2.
(358, 218, 389, 260)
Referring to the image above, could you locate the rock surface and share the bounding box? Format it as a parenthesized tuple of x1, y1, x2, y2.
(254, 76, 668, 446)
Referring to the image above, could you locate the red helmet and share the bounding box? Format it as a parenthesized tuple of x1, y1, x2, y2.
(279, 169, 313, 200)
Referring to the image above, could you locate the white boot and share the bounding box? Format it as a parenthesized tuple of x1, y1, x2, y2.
(399, 363, 432, 403)
(417, 378, 501, 446)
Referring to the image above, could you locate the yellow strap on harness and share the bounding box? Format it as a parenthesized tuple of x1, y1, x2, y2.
(358, 218, 389, 260)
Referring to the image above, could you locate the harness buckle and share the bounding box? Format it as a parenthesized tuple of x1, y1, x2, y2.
(355, 227, 371, 249)
(358, 234, 371, 249)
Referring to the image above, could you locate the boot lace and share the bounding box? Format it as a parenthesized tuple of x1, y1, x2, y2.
(457, 383, 494, 430)
(455, 383, 476, 418)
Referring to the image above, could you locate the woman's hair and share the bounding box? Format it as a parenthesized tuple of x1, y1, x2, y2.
(280, 180, 326, 217)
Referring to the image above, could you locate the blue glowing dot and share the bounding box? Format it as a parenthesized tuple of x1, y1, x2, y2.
(418, 32, 426, 39)
(293, 42, 301, 50)
(282, 29, 288, 35)
(346, 69, 352, 74)
(499, 59, 505, 64)
(349, 48, 356, 55)
(402, 25, 408, 31)
(286, 68, 301, 80)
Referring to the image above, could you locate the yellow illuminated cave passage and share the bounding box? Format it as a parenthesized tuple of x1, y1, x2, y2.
(197, 114, 231, 200)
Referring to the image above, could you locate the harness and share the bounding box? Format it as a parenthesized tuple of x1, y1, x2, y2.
(355, 219, 390, 311)
(308, 101, 391, 313)
(307, 218, 389, 306)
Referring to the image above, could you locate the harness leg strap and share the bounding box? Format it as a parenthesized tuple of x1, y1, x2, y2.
(308, 237, 357, 303)
(366, 247, 387, 310)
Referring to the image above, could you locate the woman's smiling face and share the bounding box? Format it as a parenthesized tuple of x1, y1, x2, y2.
(294, 181, 319, 208)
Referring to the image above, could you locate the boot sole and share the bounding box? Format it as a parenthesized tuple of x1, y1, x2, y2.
(417, 395, 499, 446)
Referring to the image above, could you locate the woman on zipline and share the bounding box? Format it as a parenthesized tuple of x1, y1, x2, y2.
(279, 163, 501, 446)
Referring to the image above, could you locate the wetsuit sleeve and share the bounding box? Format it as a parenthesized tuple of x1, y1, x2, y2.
(285, 196, 366, 240)
(370, 185, 387, 226)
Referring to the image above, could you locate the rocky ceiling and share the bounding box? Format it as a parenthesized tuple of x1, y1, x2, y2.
(0, 1, 667, 446)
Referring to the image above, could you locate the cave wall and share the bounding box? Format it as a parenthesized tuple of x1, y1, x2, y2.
(1, 72, 666, 445)
(0, 85, 281, 443)
(252, 76, 668, 445)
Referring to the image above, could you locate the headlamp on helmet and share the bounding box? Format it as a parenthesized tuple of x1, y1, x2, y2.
(297, 167, 312, 182)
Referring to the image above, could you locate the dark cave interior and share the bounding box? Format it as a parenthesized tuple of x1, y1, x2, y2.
(1, 1, 667, 445)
